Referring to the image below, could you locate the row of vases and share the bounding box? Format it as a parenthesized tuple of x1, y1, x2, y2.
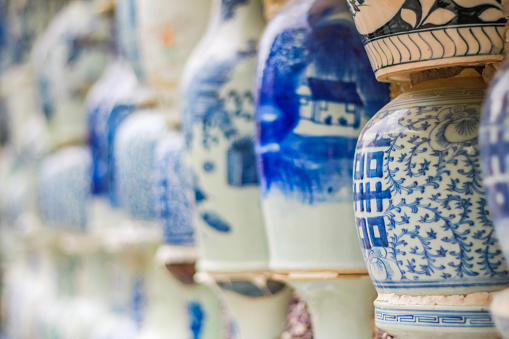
(3, 0, 509, 338)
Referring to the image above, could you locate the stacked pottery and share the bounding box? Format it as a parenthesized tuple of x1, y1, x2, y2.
(254, 0, 391, 337)
(31, 0, 111, 147)
(347, 1, 509, 338)
(135, 0, 211, 118)
(480, 60, 509, 338)
(182, 0, 293, 337)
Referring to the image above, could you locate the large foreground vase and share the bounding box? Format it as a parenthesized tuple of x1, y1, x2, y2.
(354, 70, 508, 338)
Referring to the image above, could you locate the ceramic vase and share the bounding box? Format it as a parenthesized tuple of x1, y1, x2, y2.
(182, 0, 269, 273)
(31, 1, 111, 147)
(214, 276, 293, 339)
(353, 70, 509, 338)
(37, 146, 92, 232)
(138, 262, 225, 339)
(480, 60, 509, 338)
(136, 0, 211, 116)
(347, 0, 507, 82)
(114, 111, 167, 224)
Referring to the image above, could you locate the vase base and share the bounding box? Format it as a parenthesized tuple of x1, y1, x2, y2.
(375, 292, 500, 339)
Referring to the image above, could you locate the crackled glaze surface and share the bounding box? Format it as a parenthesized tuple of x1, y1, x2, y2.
(354, 76, 509, 296)
(255, 0, 390, 272)
(347, 0, 507, 81)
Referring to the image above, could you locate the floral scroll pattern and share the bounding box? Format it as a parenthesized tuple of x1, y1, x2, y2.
(354, 92, 509, 292)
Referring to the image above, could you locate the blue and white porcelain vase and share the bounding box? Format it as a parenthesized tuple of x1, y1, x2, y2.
(37, 146, 92, 233)
(354, 69, 508, 338)
(182, 0, 269, 273)
(347, 0, 507, 82)
(254, 0, 390, 336)
(136, 0, 211, 117)
(480, 60, 509, 338)
(115, 111, 167, 224)
(31, 1, 111, 147)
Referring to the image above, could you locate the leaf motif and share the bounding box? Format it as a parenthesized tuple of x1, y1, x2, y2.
(479, 7, 505, 21)
(201, 211, 231, 232)
(452, 0, 502, 9)
(423, 8, 456, 26)
(401, 8, 417, 27)
(419, 0, 437, 25)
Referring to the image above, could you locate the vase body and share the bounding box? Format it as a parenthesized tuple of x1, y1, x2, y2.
(354, 73, 508, 338)
(480, 60, 509, 338)
(154, 132, 196, 247)
(136, 0, 211, 115)
(218, 279, 292, 339)
(255, 0, 391, 273)
(347, 0, 507, 81)
(37, 146, 91, 232)
(31, 1, 111, 147)
(286, 277, 376, 338)
(115, 112, 166, 222)
(183, 0, 269, 273)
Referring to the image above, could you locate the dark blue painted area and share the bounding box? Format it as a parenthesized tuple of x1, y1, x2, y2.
(221, 0, 248, 20)
(154, 136, 195, 246)
(88, 94, 136, 204)
(256, 6, 390, 204)
(188, 302, 205, 339)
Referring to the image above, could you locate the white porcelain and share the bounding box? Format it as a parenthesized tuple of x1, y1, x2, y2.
(182, 0, 269, 273)
(218, 279, 293, 339)
(347, 0, 507, 81)
(114, 112, 167, 222)
(138, 263, 225, 339)
(255, 0, 391, 274)
(285, 277, 376, 338)
(31, 1, 111, 147)
(37, 146, 92, 232)
(136, 0, 211, 116)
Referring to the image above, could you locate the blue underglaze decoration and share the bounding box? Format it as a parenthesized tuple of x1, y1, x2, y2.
(256, 8, 390, 205)
(185, 41, 259, 233)
(188, 302, 205, 339)
(154, 135, 195, 246)
(354, 88, 509, 292)
(131, 276, 145, 330)
(221, 0, 248, 20)
(89, 99, 136, 203)
(375, 307, 495, 328)
(116, 0, 144, 79)
(480, 62, 509, 264)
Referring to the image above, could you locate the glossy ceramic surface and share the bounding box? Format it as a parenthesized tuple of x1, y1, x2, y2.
(32, 1, 110, 146)
(37, 146, 91, 232)
(183, 0, 269, 273)
(115, 112, 166, 221)
(154, 132, 196, 246)
(347, 0, 507, 81)
(287, 277, 376, 338)
(137, 0, 211, 114)
(354, 74, 509, 296)
(255, 0, 391, 273)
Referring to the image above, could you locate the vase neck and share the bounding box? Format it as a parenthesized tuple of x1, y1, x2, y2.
(208, 0, 265, 33)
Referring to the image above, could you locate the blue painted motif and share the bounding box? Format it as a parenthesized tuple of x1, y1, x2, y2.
(355, 87, 509, 294)
(221, 0, 248, 20)
(154, 134, 195, 246)
(375, 307, 495, 328)
(480, 61, 509, 264)
(255, 6, 390, 205)
(188, 302, 205, 339)
(131, 276, 145, 330)
(185, 38, 259, 233)
(116, 0, 144, 79)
